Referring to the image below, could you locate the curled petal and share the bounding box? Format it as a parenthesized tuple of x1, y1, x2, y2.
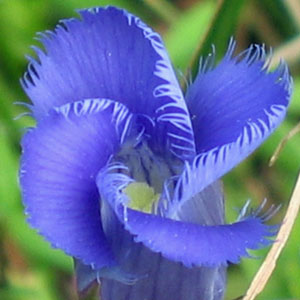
(97, 175, 226, 300)
(186, 41, 292, 154)
(97, 165, 275, 268)
(22, 7, 195, 159)
(20, 98, 132, 269)
(173, 41, 293, 208)
(100, 229, 226, 300)
(121, 210, 274, 267)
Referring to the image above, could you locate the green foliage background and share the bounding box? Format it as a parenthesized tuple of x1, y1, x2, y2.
(0, 0, 300, 299)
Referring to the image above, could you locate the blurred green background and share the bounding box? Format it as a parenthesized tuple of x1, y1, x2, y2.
(0, 0, 300, 299)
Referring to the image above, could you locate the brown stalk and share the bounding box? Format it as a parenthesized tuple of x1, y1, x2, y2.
(269, 122, 300, 167)
(242, 172, 300, 300)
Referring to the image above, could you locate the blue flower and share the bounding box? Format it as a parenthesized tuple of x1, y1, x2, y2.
(19, 6, 292, 300)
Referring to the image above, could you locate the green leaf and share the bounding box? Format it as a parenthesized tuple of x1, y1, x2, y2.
(254, 0, 298, 39)
(165, 0, 215, 72)
(186, 0, 247, 81)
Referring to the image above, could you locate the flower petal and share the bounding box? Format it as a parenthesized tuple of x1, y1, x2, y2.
(122, 210, 273, 267)
(186, 41, 292, 154)
(20, 98, 132, 269)
(74, 259, 97, 293)
(169, 181, 225, 225)
(97, 165, 275, 268)
(181, 42, 292, 195)
(97, 181, 226, 300)
(100, 228, 226, 300)
(22, 6, 195, 159)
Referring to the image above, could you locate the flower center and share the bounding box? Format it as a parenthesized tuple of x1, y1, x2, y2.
(124, 182, 160, 213)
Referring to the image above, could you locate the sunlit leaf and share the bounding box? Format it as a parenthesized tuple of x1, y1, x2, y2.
(187, 0, 247, 80)
(165, 0, 215, 71)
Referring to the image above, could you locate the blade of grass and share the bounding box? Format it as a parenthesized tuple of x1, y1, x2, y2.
(165, 0, 215, 71)
(183, 0, 246, 88)
(254, 0, 298, 39)
(243, 1, 281, 46)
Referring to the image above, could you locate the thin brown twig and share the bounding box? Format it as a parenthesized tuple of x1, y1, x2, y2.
(242, 172, 300, 300)
(269, 122, 300, 166)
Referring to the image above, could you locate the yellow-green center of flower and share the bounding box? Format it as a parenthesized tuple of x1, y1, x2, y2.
(124, 182, 160, 213)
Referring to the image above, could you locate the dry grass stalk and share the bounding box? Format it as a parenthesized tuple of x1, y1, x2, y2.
(269, 122, 300, 167)
(242, 172, 300, 300)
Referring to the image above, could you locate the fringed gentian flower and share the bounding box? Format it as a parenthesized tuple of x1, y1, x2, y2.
(19, 6, 292, 300)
